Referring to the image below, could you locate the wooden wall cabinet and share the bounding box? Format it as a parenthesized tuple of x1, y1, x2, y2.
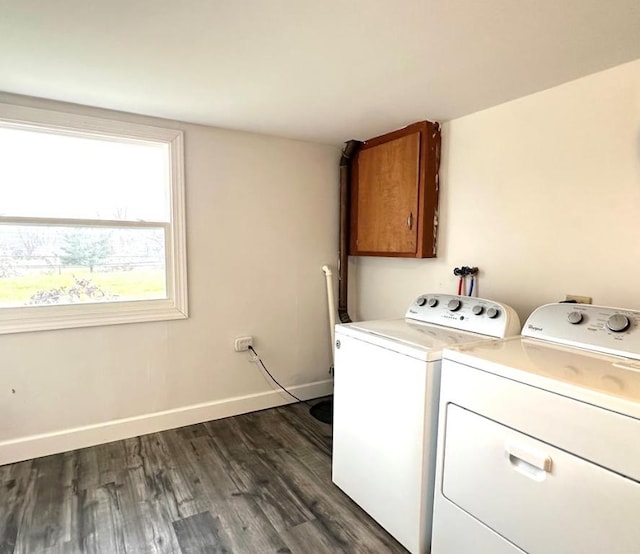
(349, 121, 441, 258)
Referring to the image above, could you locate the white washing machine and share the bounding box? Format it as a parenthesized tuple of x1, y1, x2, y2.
(431, 302, 640, 554)
(332, 293, 521, 554)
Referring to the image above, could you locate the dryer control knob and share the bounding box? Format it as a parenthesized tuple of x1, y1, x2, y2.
(472, 305, 484, 315)
(486, 307, 500, 319)
(416, 296, 427, 307)
(448, 299, 462, 312)
(427, 297, 438, 308)
(607, 314, 630, 333)
(567, 311, 583, 324)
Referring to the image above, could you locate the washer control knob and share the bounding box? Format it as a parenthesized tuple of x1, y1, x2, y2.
(448, 299, 462, 312)
(472, 305, 484, 316)
(416, 296, 427, 307)
(567, 311, 583, 324)
(607, 314, 630, 333)
(486, 307, 500, 319)
(427, 297, 438, 308)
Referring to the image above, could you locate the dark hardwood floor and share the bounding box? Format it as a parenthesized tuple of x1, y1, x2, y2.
(0, 399, 408, 553)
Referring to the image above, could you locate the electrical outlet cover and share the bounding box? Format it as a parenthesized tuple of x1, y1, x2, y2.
(234, 336, 253, 352)
(565, 295, 592, 304)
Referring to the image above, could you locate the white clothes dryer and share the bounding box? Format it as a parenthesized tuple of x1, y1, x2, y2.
(332, 293, 520, 554)
(432, 302, 640, 554)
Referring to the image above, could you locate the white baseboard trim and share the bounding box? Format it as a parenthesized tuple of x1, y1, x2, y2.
(0, 379, 333, 466)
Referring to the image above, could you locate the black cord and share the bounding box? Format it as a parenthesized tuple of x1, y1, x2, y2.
(248, 345, 313, 407)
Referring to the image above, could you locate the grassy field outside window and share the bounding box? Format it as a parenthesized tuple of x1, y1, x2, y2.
(0, 267, 166, 306)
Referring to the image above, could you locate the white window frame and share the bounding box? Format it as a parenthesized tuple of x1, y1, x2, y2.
(0, 103, 188, 334)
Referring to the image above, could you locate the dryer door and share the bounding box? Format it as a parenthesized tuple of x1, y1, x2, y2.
(442, 404, 640, 553)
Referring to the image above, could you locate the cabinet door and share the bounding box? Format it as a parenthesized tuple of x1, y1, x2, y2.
(350, 121, 440, 258)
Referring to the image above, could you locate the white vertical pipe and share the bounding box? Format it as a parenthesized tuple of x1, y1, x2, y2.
(322, 265, 336, 363)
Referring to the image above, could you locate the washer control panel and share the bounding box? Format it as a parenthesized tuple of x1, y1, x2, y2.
(405, 293, 521, 338)
(523, 303, 640, 360)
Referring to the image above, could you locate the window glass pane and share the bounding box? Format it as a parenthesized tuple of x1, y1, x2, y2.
(0, 126, 170, 222)
(0, 224, 166, 307)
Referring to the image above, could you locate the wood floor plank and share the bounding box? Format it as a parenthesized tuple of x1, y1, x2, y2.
(0, 460, 34, 554)
(276, 403, 334, 456)
(74, 481, 128, 554)
(117, 445, 182, 553)
(281, 518, 347, 554)
(58, 451, 79, 546)
(159, 431, 215, 519)
(183, 435, 292, 553)
(201, 416, 254, 459)
(265, 446, 407, 553)
(215, 495, 291, 554)
(10, 462, 39, 554)
(226, 451, 313, 532)
(72, 448, 99, 491)
(95, 441, 127, 486)
(0, 397, 407, 554)
(36, 455, 66, 549)
(172, 511, 230, 554)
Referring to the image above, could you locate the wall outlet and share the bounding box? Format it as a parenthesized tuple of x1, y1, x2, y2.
(234, 336, 254, 352)
(565, 294, 592, 304)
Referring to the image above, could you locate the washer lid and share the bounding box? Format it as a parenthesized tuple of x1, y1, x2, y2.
(444, 336, 640, 419)
(336, 318, 496, 362)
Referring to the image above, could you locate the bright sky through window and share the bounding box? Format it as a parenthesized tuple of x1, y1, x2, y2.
(0, 127, 170, 222)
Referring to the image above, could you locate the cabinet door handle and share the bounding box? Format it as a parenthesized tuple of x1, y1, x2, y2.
(407, 212, 413, 230)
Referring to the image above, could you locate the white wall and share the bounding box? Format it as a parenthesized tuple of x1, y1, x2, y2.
(3, 58, 639, 463)
(350, 58, 640, 324)
(0, 93, 340, 464)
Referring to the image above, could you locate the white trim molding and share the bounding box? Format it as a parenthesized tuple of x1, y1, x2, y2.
(0, 379, 334, 466)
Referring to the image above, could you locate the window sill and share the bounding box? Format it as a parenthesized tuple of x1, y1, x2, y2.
(0, 299, 188, 334)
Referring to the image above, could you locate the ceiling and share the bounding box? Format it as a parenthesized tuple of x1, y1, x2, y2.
(1, 0, 639, 145)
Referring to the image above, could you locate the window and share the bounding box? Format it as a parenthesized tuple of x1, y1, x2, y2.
(0, 103, 187, 333)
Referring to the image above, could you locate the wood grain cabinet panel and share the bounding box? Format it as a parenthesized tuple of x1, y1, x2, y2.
(350, 121, 441, 258)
